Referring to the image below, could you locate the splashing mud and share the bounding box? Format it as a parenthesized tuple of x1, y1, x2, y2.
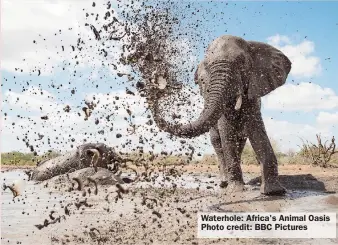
(2, 168, 338, 244)
(2, 1, 338, 245)
(2, 1, 207, 158)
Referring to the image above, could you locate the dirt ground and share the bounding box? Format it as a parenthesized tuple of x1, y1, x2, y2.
(2, 164, 338, 245)
(54, 164, 338, 245)
(184, 163, 338, 191)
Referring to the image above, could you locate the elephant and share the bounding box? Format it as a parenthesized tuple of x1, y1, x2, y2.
(149, 35, 292, 195)
(39, 167, 137, 194)
(30, 143, 124, 181)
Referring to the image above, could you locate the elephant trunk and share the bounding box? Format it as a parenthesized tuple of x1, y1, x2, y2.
(152, 62, 235, 138)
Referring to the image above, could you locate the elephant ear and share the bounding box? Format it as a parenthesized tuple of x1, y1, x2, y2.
(247, 41, 292, 99)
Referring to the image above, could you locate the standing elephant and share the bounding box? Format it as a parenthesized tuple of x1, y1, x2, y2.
(150, 35, 292, 195)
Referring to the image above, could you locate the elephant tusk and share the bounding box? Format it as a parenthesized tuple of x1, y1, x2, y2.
(86, 148, 101, 172)
(235, 94, 242, 110)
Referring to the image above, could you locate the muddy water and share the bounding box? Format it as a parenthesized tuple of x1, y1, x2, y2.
(135, 172, 256, 190)
(1, 170, 137, 245)
(1, 170, 338, 244)
(1, 171, 63, 244)
(0, 171, 238, 244)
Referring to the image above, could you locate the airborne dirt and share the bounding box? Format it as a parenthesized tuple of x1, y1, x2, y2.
(2, 1, 338, 245)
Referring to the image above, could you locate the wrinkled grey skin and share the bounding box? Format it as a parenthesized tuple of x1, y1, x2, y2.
(30, 143, 122, 181)
(152, 35, 292, 195)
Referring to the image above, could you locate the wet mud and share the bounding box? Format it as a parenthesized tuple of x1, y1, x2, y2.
(2, 167, 337, 245)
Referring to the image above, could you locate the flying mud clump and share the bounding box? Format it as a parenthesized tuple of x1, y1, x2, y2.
(3, 1, 214, 242)
(117, 3, 200, 129)
(81, 1, 202, 144)
(5, 0, 204, 165)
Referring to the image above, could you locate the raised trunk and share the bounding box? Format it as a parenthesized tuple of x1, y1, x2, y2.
(151, 62, 235, 138)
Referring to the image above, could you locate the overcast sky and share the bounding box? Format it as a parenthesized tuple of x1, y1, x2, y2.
(1, 0, 338, 155)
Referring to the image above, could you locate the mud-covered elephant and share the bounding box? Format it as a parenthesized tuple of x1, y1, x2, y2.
(30, 143, 123, 181)
(150, 35, 292, 195)
(28, 143, 139, 195)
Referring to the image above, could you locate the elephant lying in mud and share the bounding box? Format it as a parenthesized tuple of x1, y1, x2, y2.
(44, 167, 137, 194)
(30, 143, 124, 182)
(147, 35, 292, 195)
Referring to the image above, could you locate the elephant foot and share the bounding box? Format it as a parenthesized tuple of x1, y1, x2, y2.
(260, 180, 286, 196)
(225, 181, 246, 195)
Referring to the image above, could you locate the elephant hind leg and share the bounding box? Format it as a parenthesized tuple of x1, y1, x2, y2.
(244, 101, 286, 195)
(248, 130, 286, 195)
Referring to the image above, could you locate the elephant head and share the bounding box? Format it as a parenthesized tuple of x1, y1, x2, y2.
(150, 35, 291, 138)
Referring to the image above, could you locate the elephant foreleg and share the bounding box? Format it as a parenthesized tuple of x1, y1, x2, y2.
(217, 115, 246, 193)
(210, 126, 228, 188)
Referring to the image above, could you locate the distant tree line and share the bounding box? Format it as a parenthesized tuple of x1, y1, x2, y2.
(1, 135, 337, 168)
